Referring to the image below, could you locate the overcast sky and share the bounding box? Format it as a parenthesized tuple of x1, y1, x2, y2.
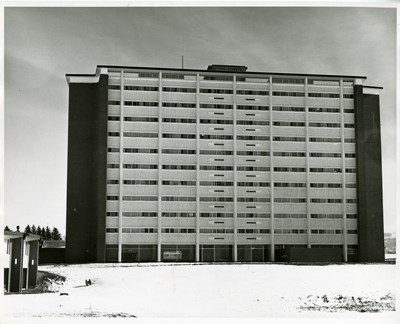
(4, 6, 396, 236)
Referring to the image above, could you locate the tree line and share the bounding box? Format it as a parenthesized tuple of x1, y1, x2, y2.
(4, 225, 63, 241)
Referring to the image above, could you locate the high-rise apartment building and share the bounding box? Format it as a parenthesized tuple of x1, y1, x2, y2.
(65, 64, 384, 263)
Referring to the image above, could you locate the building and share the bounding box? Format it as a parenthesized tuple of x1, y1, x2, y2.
(4, 230, 41, 292)
(65, 64, 384, 264)
(39, 240, 66, 264)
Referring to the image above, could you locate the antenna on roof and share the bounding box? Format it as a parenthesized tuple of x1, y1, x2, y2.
(182, 56, 184, 69)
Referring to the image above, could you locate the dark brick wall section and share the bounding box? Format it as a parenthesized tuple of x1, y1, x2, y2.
(65, 74, 108, 263)
(28, 241, 39, 288)
(10, 238, 23, 292)
(354, 85, 385, 262)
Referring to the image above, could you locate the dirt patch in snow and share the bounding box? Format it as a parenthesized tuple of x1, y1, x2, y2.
(299, 292, 395, 313)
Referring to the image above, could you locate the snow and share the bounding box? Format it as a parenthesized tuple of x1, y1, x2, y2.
(2, 263, 397, 322)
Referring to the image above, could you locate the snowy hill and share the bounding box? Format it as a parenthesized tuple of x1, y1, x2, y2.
(3, 263, 396, 320)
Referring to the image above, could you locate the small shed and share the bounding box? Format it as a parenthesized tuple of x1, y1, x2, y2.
(4, 230, 41, 292)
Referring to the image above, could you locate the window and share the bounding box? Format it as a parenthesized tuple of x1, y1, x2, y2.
(107, 164, 119, 169)
(310, 198, 342, 203)
(344, 109, 354, 114)
(273, 106, 304, 112)
(237, 182, 270, 187)
(345, 123, 355, 128)
(200, 119, 233, 125)
(237, 151, 269, 156)
(273, 121, 305, 127)
(273, 91, 305, 97)
(274, 229, 307, 234)
(237, 213, 270, 218)
(108, 100, 120, 105)
(200, 181, 233, 186)
(124, 132, 158, 138)
(345, 153, 356, 158)
(162, 180, 196, 186)
(238, 197, 270, 202)
(124, 101, 158, 106)
(163, 133, 196, 139)
(124, 148, 158, 154)
(200, 104, 233, 109)
(308, 93, 340, 98)
(237, 166, 270, 172)
(162, 196, 196, 201)
(163, 165, 196, 170)
(274, 214, 306, 218)
(106, 212, 119, 217)
(200, 150, 233, 155)
(309, 122, 341, 128)
(346, 183, 357, 188)
(163, 118, 196, 124)
(107, 196, 119, 201)
(124, 180, 158, 185)
(310, 183, 342, 188)
(107, 179, 119, 184)
(200, 134, 233, 140)
(274, 198, 307, 203)
(200, 229, 234, 234)
(124, 116, 158, 122)
(108, 116, 120, 121)
(162, 212, 196, 217)
(274, 152, 305, 157)
(345, 168, 356, 173)
(162, 149, 196, 155)
(309, 137, 341, 143)
(108, 147, 120, 153)
(346, 199, 357, 203)
(274, 167, 306, 172)
(237, 229, 270, 234)
(308, 107, 340, 113)
(199, 165, 232, 171)
(344, 138, 356, 143)
(123, 196, 158, 201)
(163, 87, 196, 93)
(109, 85, 121, 90)
(310, 152, 341, 158)
(161, 228, 196, 234)
(108, 132, 119, 137)
(311, 214, 342, 219)
(124, 164, 158, 169)
(236, 135, 269, 141)
(346, 214, 357, 219)
(163, 102, 196, 108)
(200, 88, 233, 94)
(200, 213, 233, 218)
(273, 136, 305, 142)
(237, 120, 269, 126)
(344, 94, 354, 99)
(122, 228, 157, 233)
(272, 78, 304, 84)
(123, 212, 157, 217)
(236, 90, 269, 96)
(106, 228, 118, 233)
(125, 85, 158, 91)
(274, 182, 306, 188)
(200, 197, 233, 202)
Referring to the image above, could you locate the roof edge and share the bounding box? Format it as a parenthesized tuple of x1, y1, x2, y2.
(65, 64, 368, 80)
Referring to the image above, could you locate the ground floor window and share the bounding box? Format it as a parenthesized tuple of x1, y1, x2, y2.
(161, 245, 195, 262)
(237, 245, 270, 262)
(200, 245, 233, 262)
(105, 244, 158, 262)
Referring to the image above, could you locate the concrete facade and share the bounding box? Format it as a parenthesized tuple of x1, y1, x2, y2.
(65, 64, 385, 263)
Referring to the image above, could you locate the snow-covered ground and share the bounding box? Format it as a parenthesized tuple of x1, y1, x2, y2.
(2, 263, 397, 321)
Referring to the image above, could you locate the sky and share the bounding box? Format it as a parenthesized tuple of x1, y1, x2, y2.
(3, 5, 397, 236)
